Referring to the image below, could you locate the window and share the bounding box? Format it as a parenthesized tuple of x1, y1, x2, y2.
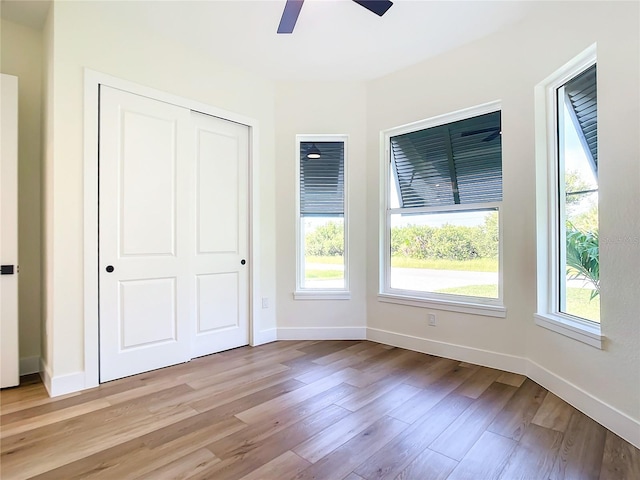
(535, 45, 602, 348)
(295, 135, 349, 299)
(380, 103, 504, 316)
(558, 65, 599, 322)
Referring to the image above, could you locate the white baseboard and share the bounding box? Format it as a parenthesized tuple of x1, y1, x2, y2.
(39, 358, 52, 395)
(39, 358, 87, 397)
(277, 326, 367, 341)
(527, 360, 640, 449)
(366, 327, 640, 449)
(366, 327, 527, 374)
(48, 372, 87, 397)
(252, 328, 278, 346)
(19, 356, 41, 375)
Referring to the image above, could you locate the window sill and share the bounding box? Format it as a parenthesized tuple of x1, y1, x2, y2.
(378, 293, 506, 318)
(294, 290, 351, 300)
(534, 313, 603, 349)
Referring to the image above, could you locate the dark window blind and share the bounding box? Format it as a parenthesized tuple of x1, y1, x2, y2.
(300, 141, 345, 216)
(564, 65, 597, 172)
(391, 111, 502, 208)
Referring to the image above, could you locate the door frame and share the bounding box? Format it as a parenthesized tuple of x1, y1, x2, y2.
(83, 69, 263, 388)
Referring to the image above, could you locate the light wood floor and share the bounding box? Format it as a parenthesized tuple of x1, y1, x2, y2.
(1, 341, 639, 479)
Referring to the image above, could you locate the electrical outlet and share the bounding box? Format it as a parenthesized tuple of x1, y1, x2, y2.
(428, 313, 436, 326)
(261, 297, 269, 309)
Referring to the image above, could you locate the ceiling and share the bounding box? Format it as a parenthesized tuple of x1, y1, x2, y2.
(1, 0, 534, 81)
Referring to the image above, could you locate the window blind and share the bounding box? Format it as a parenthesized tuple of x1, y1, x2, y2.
(391, 111, 502, 208)
(564, 64, 597, 172)
(300, 141, 345, 216)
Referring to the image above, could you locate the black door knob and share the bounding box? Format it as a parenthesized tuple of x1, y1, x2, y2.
(106, 265, 114, 273)
(240, 259, 246, 265)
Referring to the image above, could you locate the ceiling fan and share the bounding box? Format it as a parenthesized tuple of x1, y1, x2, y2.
(278, 0, 393, 34)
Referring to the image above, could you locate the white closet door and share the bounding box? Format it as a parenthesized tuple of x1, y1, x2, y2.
(1, 74, 19, 388)
(190, 112, 249, 358)
(99, 86, 192, 382)
(99, 87, 250, 382)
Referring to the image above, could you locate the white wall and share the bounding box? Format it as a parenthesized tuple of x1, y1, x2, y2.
(366, 0, 639, 437)
(43, 1, 277, 381)
(0, 18, 43, 374)
(275, 82, 368, 337)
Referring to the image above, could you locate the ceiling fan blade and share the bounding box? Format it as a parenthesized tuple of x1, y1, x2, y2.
(278, 0, 304, 34)
(353, 0, 393, 17)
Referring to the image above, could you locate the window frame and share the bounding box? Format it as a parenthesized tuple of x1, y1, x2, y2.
(294, 134, 350, 300)
(378, 101, 506, 317)
(534, 45, 603, 348)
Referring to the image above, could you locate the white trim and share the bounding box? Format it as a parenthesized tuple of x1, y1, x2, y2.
(367, 327, 639, 449)
(247, 112, 262, 349)
(534, 313, 603, 349)
(83, 69, 261, 387)
(380, 101, 505, 311)
(45, 371, 86, 398)
(38, 357, 83, 397)
(384, 100, 503, 138)
(527, 359, 640, 449)
(83, 70, 100, 390)
(388, 201, 501, 216)
(539, 45, 598, 94)
(252, 328, 278, 346)
(378, 293, 506, 318)
(39, 358, 52, 396)
(294, 134, 350, 298)
(366, 327, 526, 374)
(277, 326, 366, 341)
(379, 131, 390, 296)
(534, 45, 601, 345)
(294, 291, 351, 300)
(19, 356, 41, 376)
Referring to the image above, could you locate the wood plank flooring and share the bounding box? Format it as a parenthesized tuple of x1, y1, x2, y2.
(1, 340, 639, 479)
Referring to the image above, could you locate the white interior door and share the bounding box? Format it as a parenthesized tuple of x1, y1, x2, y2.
(191, 112, 249, 358)
(99, 87, 250, 382)
(99, 87, 192, 382)
(0, 74, 19, 388)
